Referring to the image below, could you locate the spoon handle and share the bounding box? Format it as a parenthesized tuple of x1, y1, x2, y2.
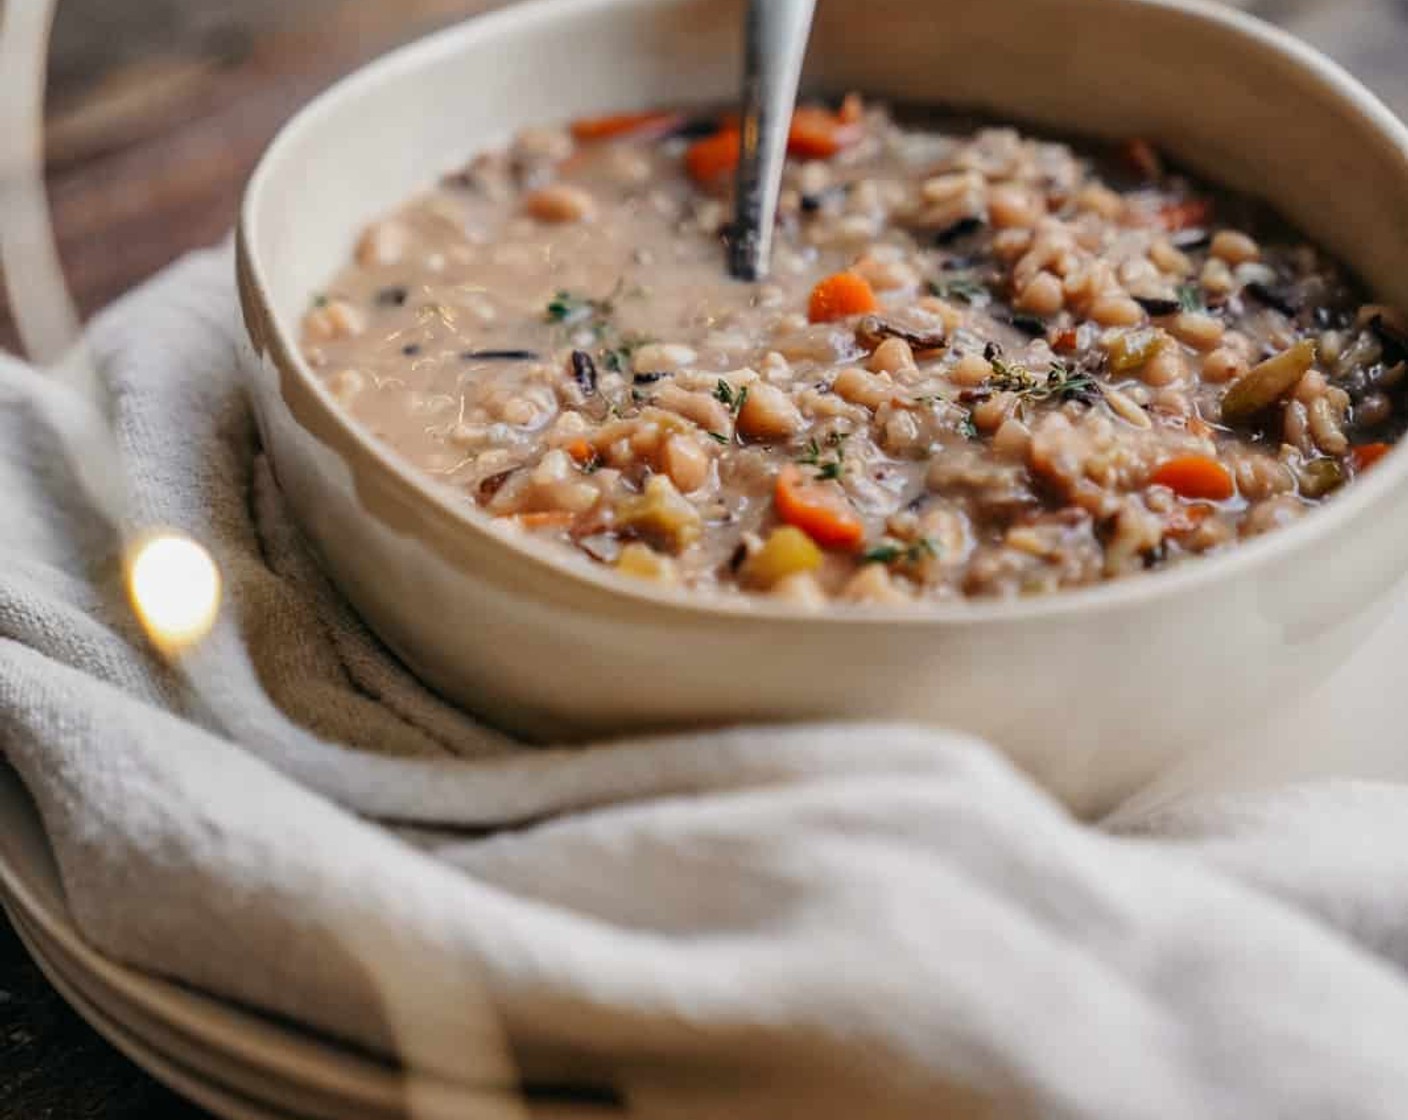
(728, 0, 817, 282)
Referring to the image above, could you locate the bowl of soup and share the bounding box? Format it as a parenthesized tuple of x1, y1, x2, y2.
(238, 0, 1408, 812)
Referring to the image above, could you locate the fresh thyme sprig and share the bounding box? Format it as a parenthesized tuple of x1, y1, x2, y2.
(713, 379, 750, 415)
(986, 356, 1098, 404)
(797, 432, 848, 480)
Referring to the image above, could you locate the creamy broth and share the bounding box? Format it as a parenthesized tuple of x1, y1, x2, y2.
(302, 100, 1403, 605)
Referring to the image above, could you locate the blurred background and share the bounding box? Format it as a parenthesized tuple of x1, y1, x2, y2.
(4, 0, 1408, 353)
(0, 0, 505, 350)
(3, 1, 1408, 1117)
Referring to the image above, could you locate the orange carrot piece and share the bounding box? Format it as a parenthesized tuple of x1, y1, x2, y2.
(774, 464, 865, 551)
(685, 102, 863, 183)
(512, 511, 577, 531)
(786, 106, 861, 159)
(1351, 442, 1391, 473)
(807, 271, 879, 323)
(1150, 455, 1235, 501)
(685, 129, 742, 183)
(1165, 501, 1217, 536)
(571, 110, 683, 142)
(566, 438, 596, 465)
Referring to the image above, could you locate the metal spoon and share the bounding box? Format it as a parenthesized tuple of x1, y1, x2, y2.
(727, 0, 817, 282)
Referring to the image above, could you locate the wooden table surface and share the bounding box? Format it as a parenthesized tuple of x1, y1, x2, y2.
(3, 1, 1407, 1116)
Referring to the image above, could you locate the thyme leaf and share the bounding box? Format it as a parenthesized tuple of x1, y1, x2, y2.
(861, 543, 903, 565)
(546, 285, 618, 338)
(796, 432, 847, 478)
(987, 357, 1098, 404)
(862, 537, 938, 566)
(713, 379, 749, 415)
(927, 275, 989, 305)
(546, 291, 595, 323)
(1177, 283, 1205, 313)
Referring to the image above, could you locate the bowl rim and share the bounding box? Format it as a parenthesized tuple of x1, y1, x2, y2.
(239, 0, 1408, 629)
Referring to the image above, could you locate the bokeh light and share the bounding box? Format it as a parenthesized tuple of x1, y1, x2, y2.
(126, 532, 222, 656)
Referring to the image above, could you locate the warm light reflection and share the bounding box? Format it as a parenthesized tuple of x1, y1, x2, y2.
(126, 534, 221, 656)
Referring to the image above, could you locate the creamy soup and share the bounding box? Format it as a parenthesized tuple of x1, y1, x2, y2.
(301, 98, 1403, 605)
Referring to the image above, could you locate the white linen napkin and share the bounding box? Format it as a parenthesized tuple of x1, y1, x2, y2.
(5, 245, 1408, 1119)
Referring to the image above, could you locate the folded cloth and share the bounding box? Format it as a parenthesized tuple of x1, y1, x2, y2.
(5, 246, 1408, 1119)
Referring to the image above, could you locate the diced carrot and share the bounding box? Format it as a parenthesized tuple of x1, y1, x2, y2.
(720, 100, 864, 134)
(774, 464, 865, 551)
(685, 103, 864, 183)
(566, 438, 595, 465)
(570, 110, 683, 142)
(685, 129, 742, 183)
(1351, 442, 1391, 473)
(1050, 327, 1081, 353)
(511, 511, 577, 531)
(1120, 138, 1163, 181)
(807, 271, 879, 323)
(1149, 455, 1235, 501)
(1165, 501, 1217, 536)
(786, 106, 861, 159)
(1156, 198, 1214, 232)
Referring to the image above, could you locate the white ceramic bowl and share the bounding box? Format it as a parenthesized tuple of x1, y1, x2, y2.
(238, 0, 1408, 813)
